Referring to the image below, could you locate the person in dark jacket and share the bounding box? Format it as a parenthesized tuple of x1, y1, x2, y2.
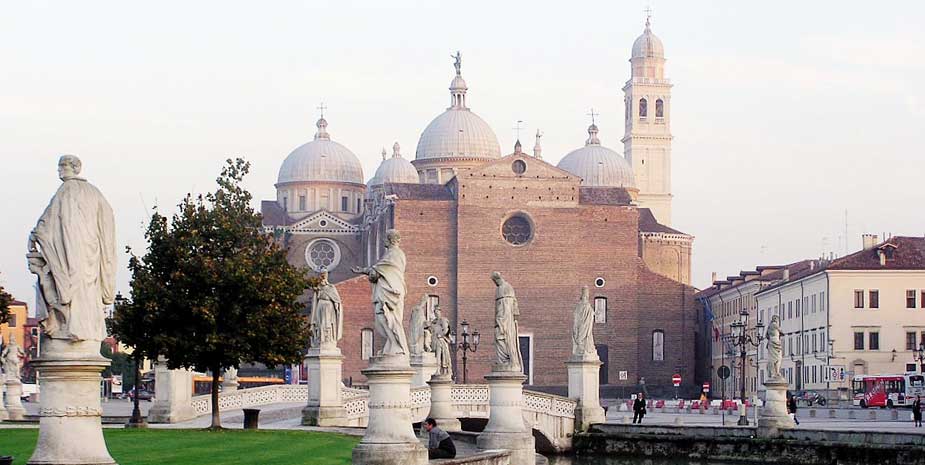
(787, 394, 800, 425)
(632, 393, 647, 424)
(424, 417, 456, 459)
(913, 396, 922, 428)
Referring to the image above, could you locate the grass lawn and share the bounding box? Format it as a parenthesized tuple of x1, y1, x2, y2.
(0, 428, 359, 465)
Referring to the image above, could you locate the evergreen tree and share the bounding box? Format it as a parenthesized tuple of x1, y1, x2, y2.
(125, 158, 309, 428)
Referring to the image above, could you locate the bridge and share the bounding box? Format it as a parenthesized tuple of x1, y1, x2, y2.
(184, 383, 577, 452)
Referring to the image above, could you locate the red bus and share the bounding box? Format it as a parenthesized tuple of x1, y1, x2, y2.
(852, 373, 925, 408)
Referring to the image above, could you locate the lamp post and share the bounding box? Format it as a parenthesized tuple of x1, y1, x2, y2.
(814, 339, 835, 404)
(914, 343, 925, 373)
(453, 320, 480, 384)
(729, 308, 764, 426)
(115, 292, 146, 428)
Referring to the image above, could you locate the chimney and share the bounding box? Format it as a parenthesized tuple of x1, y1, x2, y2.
(782, 269, 790, 281)
(862, 234, 879, 250)
(810, 260, 815, 271)
(711, 271, 718, 283)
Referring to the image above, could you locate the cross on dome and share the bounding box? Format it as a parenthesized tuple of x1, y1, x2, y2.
(644, 6, 653, 28)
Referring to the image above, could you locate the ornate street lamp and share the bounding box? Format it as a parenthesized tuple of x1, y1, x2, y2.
(114, 292, 146, 428)
(729, 308, 764, 426)
(453, 320, 480, 384)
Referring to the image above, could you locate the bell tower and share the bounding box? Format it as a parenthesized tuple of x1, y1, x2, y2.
(622, 15, 673, 225)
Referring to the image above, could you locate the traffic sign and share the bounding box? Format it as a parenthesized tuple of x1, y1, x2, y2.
(672, 374, 682, 387)
(702, 382, 710, 393)
(718, 365, 731, 380)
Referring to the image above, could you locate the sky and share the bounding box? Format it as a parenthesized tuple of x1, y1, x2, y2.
(2, 0, 924, 311)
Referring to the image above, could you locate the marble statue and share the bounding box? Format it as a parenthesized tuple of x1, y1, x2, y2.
(310, 271, 343, 349)
(491, 272, 523, 372)
(571, 286, 595, 358)
(766, 315, 783, 380)
(222, 366, 239, 389)
(429, 306, 452, 377)
(409, 295, 432, 356)
(352, 229, 409, 356)
(27, 154, 116, 346)
(2, 335, 25, 381)
(451, 51, 462, 75)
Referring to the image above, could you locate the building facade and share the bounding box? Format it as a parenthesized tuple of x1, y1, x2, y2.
(262, 19, 699, 389)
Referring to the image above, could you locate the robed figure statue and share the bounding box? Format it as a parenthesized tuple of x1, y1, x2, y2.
(2, 335, 25, 381)
(310, 271, 343, 350)
(429, 306, 452, 377)
(352, 229, 409, 356)
(571, 286, 596, 359)
(409, 295, 432, 356)
(766, 314, 783, 381)
(491, 272, 523, 372)
(27, 155, 116, 346)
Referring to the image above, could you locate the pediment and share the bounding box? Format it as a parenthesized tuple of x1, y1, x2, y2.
(463, 153, 579, 182)
(288, 210, 361, 235)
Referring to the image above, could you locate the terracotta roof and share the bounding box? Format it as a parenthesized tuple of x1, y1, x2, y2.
(697, 259, 819, 299)
(261, 200, 293, 227)
(10, 300, 27, 307)
(827, 236, 925, 270)
(383, 183, 455, 201)
(578, 187, 634, 206)
(637, 208, 687, 235)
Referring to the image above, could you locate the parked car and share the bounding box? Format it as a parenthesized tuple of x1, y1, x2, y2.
(126, 388, 154, 401)
(795, 390, 827, 406)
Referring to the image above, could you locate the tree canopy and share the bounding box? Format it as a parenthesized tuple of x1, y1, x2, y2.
(0, 276, 13, 326)
(124, 158, 310, 428)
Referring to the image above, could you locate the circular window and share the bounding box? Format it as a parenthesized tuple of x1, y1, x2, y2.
(305, 238, 341, 271)
(427, 276, 439, 287)
(512, 159, 527, 175)
(319, 219, 328, 227)
(501, 214, 533, 246)
(595, 277, 606, 288)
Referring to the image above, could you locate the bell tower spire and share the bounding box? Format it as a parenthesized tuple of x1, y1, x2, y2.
(623, 15, 673, 225)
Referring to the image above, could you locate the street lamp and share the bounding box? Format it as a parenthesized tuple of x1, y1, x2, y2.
(453, 320, 480, 384)
(729, 308, 764, 426)
(114, 292, 146, 428)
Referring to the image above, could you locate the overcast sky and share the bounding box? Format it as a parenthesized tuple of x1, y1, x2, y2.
(2, 0, 924, 310)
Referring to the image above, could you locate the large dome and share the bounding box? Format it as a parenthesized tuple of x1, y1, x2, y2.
(370, 142, 419, 185)
(415, 53, 501, 161)
(632, 19, 664, 59)
(277, 117, 364, 185)
(557, 124, 637, 189)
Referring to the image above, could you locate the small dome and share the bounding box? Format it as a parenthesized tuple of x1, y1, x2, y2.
(557, 124, 637, 189)
(632, 19, 664, 59)
(277, 118, 364, 185)
(370, 142, 419, 185)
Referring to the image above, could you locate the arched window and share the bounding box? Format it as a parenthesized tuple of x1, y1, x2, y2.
(360, 328, 374, 360)
(652, 330, 665, 361)
(639, 98, 648, 118)
(655, 99, 664, 118)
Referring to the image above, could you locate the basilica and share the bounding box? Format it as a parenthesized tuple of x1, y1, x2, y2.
(262, 19, 699, 389)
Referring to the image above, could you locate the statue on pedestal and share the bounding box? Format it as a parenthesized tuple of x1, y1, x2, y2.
(2, 335, 24, 381)
(352, 229, 409, 356)
(766, 315, 783, 381)
(309, 271, 343, 350)
(491, 272, 523, 372)
(571, 286, 596, 359)
(27, 154, 116, 351)
(429, 306, 452, 378)
(409, 295, 432, 356)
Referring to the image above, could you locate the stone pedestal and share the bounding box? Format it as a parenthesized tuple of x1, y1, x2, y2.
(302, 347, 346, 426)
(28, 349, 117, 465)
(410, 353, 437, 387)
(221, 372, 238, 392)
(0, 384, 8, 421)
(477, 370, 535, 465)
(148, 358, 196, 424)
(352, 355, 427, 465)
(757, 378, 795, 436)
(426, 374, 460, 431)
(5, 379, 26, 421)
(566, 356, 605, 431)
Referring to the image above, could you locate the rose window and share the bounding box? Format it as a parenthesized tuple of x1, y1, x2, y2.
(501, 215, 532, 246)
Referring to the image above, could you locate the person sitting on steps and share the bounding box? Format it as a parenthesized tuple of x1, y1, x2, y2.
(424, 417, 456, 459)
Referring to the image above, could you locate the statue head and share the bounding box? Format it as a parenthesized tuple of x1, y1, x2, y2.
(384, 229, 401, 248)
(58, 154, 82, 180)
(434, 305, 442, 317)
(491, 271, 503, 285)
(319, 270, 329, 283)
(580, 286, 589, 301)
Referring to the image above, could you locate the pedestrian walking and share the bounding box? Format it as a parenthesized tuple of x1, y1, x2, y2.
(787, 394, 800, 425)
(633, 392, 647, 424)
(913, 395, 922, 428)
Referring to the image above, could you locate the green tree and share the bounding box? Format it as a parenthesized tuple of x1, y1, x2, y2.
(127, 158, 309, 428)
(0, 276, 13, 326)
